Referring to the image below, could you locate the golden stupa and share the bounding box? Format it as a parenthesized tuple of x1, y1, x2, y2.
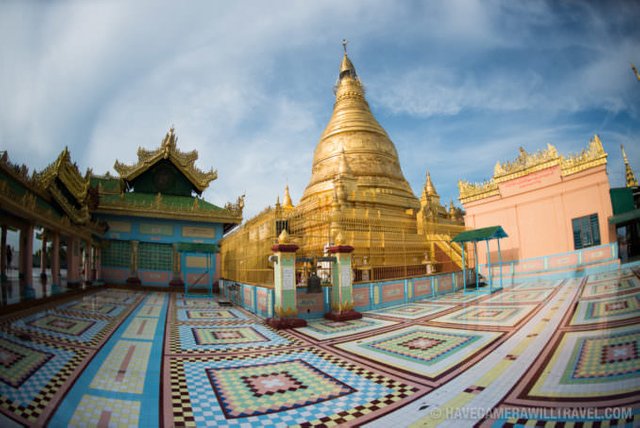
(220, 46, 464, 285)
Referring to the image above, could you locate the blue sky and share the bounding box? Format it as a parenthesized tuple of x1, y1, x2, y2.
(1, 0, 639, 221)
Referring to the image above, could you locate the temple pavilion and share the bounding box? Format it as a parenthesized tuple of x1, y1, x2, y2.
(220, 48, 464, 286)
(91, 127, 243, 290)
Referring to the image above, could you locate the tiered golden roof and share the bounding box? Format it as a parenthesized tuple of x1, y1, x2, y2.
(459, 135, 608, 204)
(34, 147, 91, 224)
(114, 127, 217, 194)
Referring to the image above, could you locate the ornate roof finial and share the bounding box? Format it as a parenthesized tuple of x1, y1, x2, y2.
(621, 144, 638, 187)
(342, 39, 348, 54)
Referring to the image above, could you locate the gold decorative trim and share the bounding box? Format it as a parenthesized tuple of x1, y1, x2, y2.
(459, 135, 608, 203)
(114, 127, 217, 193)
(458, 179, 499, 204)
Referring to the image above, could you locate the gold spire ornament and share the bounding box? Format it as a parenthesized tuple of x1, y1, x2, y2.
(621, 144, 638, 187)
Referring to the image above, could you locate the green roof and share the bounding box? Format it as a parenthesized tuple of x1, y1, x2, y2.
(610, 187, 635, 215)
(91, 175, 122, 194)
(452, 226, 508, 243)
(99, 192, 225, 212)
(609, 208, 640, 225)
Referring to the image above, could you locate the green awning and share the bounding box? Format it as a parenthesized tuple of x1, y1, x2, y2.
(452, 226, 508, 243)
(610, 188, 635, 215)
(609, 208, 640, 225)
(176, 243, 218, 253)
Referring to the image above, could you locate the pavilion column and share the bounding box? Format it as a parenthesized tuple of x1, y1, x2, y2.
(40, 234, 48, 281)
(266, 231, 306, 329)
(169, 243, 184, 287)
(1, 226, 6, 281)
(83, 241, 91, 285)
(94, 245, 102, 284)
(126, 240, 141, 285)
(51, 232, 61, 289)
(67, 237, 82, 286)
(325, 238, 362, 321)
(19, 224, 34, 292)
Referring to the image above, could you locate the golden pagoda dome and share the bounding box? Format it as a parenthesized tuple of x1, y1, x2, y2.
(299, 47, 419, 211)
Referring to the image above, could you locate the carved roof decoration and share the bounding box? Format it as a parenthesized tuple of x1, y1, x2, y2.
(459, 135, 608, 204)
(113, 127, 217, 194)
(33, 147, 92, 224)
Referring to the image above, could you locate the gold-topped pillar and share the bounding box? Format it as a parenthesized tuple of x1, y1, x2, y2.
(266, 230, 307, 329)
(325, 233, 362, 321)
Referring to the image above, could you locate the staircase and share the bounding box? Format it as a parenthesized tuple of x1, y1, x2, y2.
(429, 233, 465, 270)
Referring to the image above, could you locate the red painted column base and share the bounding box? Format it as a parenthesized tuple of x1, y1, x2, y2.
(324, 310, 362, 321)
(266, 317, 307, 329)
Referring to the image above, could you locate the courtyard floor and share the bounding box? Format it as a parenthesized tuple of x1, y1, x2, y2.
(0, 267, 639, 427)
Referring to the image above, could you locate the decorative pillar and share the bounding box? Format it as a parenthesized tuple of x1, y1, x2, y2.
(169, 243, 184, 287)
(67, 237, 82, 287)
(1, 226, 6, 282)
(126, 240, 141, 285)
(51, 232, 61, 291)
(40, 234, 48, 281)
(325, 233, 362, 321)
(94, 245, 103, 284)
(19, 224, 34, 294)
(266, 230, 307, 329)
(83, 241, 91, 285)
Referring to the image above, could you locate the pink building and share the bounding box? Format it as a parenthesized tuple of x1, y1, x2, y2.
(458, 135, 615, 266)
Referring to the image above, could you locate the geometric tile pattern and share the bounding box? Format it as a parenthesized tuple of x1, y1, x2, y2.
(10, 312, 110, 345)
(0, 337, 54, 388)
(89, 340, 152, 394)
(121, 317, 158, 340)
(68, 394, 141, 427)
(430, 292, 483, 303)
(193, 326, 269, 345)
(581, 277, 640, 299)
(207, 359, 356, 418)
(295, 318, 397, 340)
(483, 289, 552, 304)
(59, 301, 125, 317)
(176, 308, 250, 322)
(528, 325, 640, 398)
(571, 292, 640, 325)
(171, 323, 302, 354)
(169, 348, 418, 427)
(432, 305, 536, 327)
(365, 303, 451, 319)
(336, 326, 502, 379)
(0, 332, 89, 425)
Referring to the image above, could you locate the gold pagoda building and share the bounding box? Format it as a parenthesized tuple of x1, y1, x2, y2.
(220, 48, 464, 286)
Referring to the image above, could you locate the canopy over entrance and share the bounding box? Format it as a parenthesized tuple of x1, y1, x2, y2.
(452, 226, 508, 294)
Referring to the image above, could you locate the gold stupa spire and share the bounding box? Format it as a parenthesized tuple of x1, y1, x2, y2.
(283, 185, 294, 209)
(300, 42, 418, 210)
(425, 171, 437, 196)
(622, 144, 638, 187)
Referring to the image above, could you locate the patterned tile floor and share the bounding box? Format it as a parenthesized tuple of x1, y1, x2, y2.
(0, 268, 638, 427)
